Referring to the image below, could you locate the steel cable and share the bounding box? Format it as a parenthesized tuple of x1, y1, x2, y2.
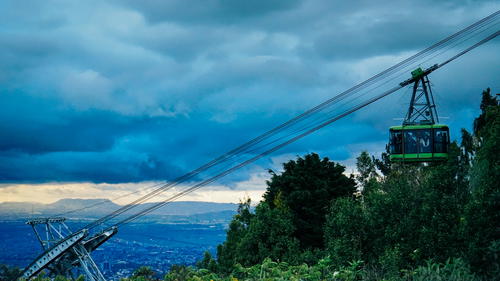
(114, 25, 499, 226)
(81, 10, 499, 230)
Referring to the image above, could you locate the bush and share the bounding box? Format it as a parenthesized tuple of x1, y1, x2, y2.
(411, 258, 479, 281)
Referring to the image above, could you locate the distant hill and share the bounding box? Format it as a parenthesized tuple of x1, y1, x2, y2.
(0, 199, 238, 223)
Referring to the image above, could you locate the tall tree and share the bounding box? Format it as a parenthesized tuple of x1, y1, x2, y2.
(473, 88, 496, 136)
(356, 151, 378, 186)
(216, 198, 254, 273)
(464, 89, 499, 276)
(264, 153, 356, 249)
(236, 202, 300, 266)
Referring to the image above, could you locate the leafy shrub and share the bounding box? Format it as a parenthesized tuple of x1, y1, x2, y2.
(410, 258, 479, 281)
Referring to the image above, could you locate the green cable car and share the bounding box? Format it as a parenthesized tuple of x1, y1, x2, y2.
(389, 66, 450, 163)
(389, 124, 449, 162)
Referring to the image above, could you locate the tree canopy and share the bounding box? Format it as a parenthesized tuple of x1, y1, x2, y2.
(264, 153, 356, 249)
(213, 88, 499, 280)
(216, 153, 356, 270)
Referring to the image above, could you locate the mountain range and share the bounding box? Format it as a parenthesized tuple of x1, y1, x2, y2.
(0, 199, 238, 223)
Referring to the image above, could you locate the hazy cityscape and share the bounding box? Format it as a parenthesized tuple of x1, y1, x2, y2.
(0, 200, 235, 279)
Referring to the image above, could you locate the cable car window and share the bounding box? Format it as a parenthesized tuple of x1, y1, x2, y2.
(404, 130, 418, 154)
(390, 131, 403, 154)
(418, 130, 432, 153)
(434, 129, 449, 153)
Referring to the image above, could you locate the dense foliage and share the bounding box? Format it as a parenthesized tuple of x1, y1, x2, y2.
(209, 88, 499, 280)
(217, 153, 356, 270)
(4, 89, 498, 280)
(8, 258, 482, 281)
(264, 154, 356, 250)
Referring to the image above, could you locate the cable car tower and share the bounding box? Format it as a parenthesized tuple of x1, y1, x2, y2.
(389, 65, 450, 162)
(20, 218, 117, 280)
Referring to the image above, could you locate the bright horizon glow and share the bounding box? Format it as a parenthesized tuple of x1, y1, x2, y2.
(0, 172, 270, 205)
(0, 155, 361, 205)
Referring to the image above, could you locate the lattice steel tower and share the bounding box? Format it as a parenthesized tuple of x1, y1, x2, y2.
(21, 217, 116, 281)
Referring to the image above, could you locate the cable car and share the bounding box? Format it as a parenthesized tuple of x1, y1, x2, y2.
(389, 124, 449, 162)
(389, 66, 450, 163)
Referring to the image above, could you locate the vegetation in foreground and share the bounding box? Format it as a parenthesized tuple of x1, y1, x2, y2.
(3, 89, 498, 280)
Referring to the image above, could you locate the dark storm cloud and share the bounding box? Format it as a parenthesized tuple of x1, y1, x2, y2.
(0, 0, 498, 183)
(117, 0, 302, 24)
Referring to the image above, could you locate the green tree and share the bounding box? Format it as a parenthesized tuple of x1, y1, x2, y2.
(326, 154, 470, 271)
(473, 88, 496, 136)
(463, 89, 499, 277)
(0, 264, 22, 281)
(216, 153, 355, 271)
(356, 151, 378, 186)
(264, 153, 356, 249)
(207, 89, 498, 279)
(325, 197, 366, 267)
(120, 266, 157, 281)
(374, 148, 392, 177)
(216, 198, 254, 273)
(236, 202, 300, 266)
(163, 265, 195, 281)
(196, 251, 217, 273)
(356, 151, 382, 195)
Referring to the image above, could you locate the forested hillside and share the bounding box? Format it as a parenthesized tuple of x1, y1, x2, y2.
(6, 88, 499, 281)
(163, 88, 499, 280)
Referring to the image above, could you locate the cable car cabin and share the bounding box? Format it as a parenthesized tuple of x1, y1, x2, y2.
(389, 124, 450, 162)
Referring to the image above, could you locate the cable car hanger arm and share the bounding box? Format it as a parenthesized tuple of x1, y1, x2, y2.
(399, 64, 439, 87)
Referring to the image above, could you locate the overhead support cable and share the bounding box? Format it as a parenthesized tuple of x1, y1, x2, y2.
(113, 20, 499, 226)
(82, 10, 499, 230)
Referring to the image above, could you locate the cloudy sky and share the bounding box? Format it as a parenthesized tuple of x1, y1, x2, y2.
(0, 0, 499, 204)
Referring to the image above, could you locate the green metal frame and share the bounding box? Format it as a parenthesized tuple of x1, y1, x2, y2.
(389, 125, 449, 162)
(390, 153, 448, 162)
(389, 124, 449, 130)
